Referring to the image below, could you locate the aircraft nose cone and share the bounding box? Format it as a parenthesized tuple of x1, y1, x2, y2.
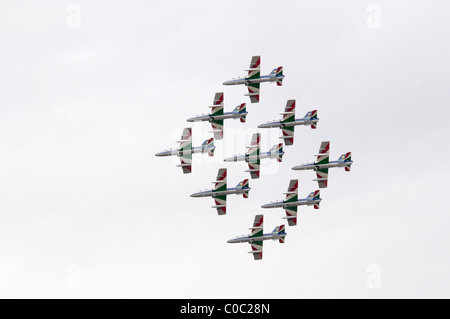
(155, 152, 163, 157)
(261, 204, 269, 208)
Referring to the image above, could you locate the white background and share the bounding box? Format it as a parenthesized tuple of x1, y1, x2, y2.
(0, 1, 449, 298)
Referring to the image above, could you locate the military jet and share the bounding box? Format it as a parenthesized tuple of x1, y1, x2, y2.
(261, 179, 321, 226)
(227, 214, 286, 260)
(155, 127, 215, 174)
(187, 92, 247, 140)
(223, 55, 284, 103)
(258, 99, 318, 146)
(223, 133, 284, 179)
(190, 168, 250, 215)
(292, 141, 353, 188)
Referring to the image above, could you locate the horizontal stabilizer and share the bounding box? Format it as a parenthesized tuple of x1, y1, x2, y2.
(244, 93, 260, 96)
(248, 250, 262, 254)
(282, 216, 297, 220)
(313, 178, 328, 181)
(245, 68, 260, 71)
(176, 164, 191, 167)
(245, 169, 260, 172)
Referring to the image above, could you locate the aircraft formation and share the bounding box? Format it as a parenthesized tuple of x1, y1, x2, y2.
(156, 56, 353, 260)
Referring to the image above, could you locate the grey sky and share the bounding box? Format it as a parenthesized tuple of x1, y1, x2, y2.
(0, 1, 449, 298)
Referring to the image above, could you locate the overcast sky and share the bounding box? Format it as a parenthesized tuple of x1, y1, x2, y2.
(0, 1, 449, 298)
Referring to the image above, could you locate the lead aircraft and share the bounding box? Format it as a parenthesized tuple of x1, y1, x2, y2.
(155, 127, 215, 174)
(227, 214, 286, 260)
(261, 179, 321, 226)
(187, 92, 247, 140)
(223, 55, 284, 103)
(223, 133, 284, 179)
(258, 99, 318, 146)
(190, 168, 250, 215)
(292, 141, 353, 188)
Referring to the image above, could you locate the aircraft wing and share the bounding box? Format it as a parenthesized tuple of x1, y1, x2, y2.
(281, 126, 295, 146)
(178, 152, 192, 174)
(246, 83, 260, 103)
(210, 119, 224, 140)
(212, 194, 227, 215)
(315, 141, 330, 165)
(314, 168, 329, 188)
(248, 214, 263, 259)
(246, 133, 261, 179)
(249, 241, 263, 260)
(283, 206, 298, 226)
(213, 168, 227, 191)
(280, 99, 296, 145)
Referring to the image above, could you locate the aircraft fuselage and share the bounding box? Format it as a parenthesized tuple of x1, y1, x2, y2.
(186, 111, 248, 123)
(223, 74, 285, 86)
(227, 233, 286, 244)
(224, 151, 284, 162)
(261, 198, 321, 209)
(292, 160, 353, 171)
(190, 187, 249, 198)
(155, 146, 213, 157)
(258, 118, 319, 129)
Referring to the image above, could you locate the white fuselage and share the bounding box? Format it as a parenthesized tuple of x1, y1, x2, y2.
(223, 74, 285, 86)
(190, 187, 249, 198)
(227, 233, 286, 244)
(223, 151, 284, 162)
(292, 160, 353, 171)
(186, 111, 248, 122)
(261, 198, 321, 209)
(155, 146, 211, 157)
(258, 118, 319, 129)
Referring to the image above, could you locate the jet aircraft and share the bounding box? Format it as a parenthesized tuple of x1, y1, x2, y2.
(190, 168, 250, 215)
(223, 55, 284, 103)
(292, 141, 353, 188)
(223, 133, 284, 179)
(227, 214, 286, 260)
(187, 92, 247, 140)
(155, 127, 215, 174)
(258, 99, 318, 146)
(261, 179, 321, 226)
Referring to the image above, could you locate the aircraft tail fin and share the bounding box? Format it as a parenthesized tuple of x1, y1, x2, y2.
(275, 67, 283, 86)
(236, 179, 250, 198)
(307, 190, 321, 209)
(202, 138, 215, 157)
(232, 103, 247, 123)
(272, 224, 286, 238)
(338, 152, 352, 162)
(270, 143, 284, 162)
(304, 110, 318, 129)
(274, 225, 286, 243)
(338, 152, 352, 171)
